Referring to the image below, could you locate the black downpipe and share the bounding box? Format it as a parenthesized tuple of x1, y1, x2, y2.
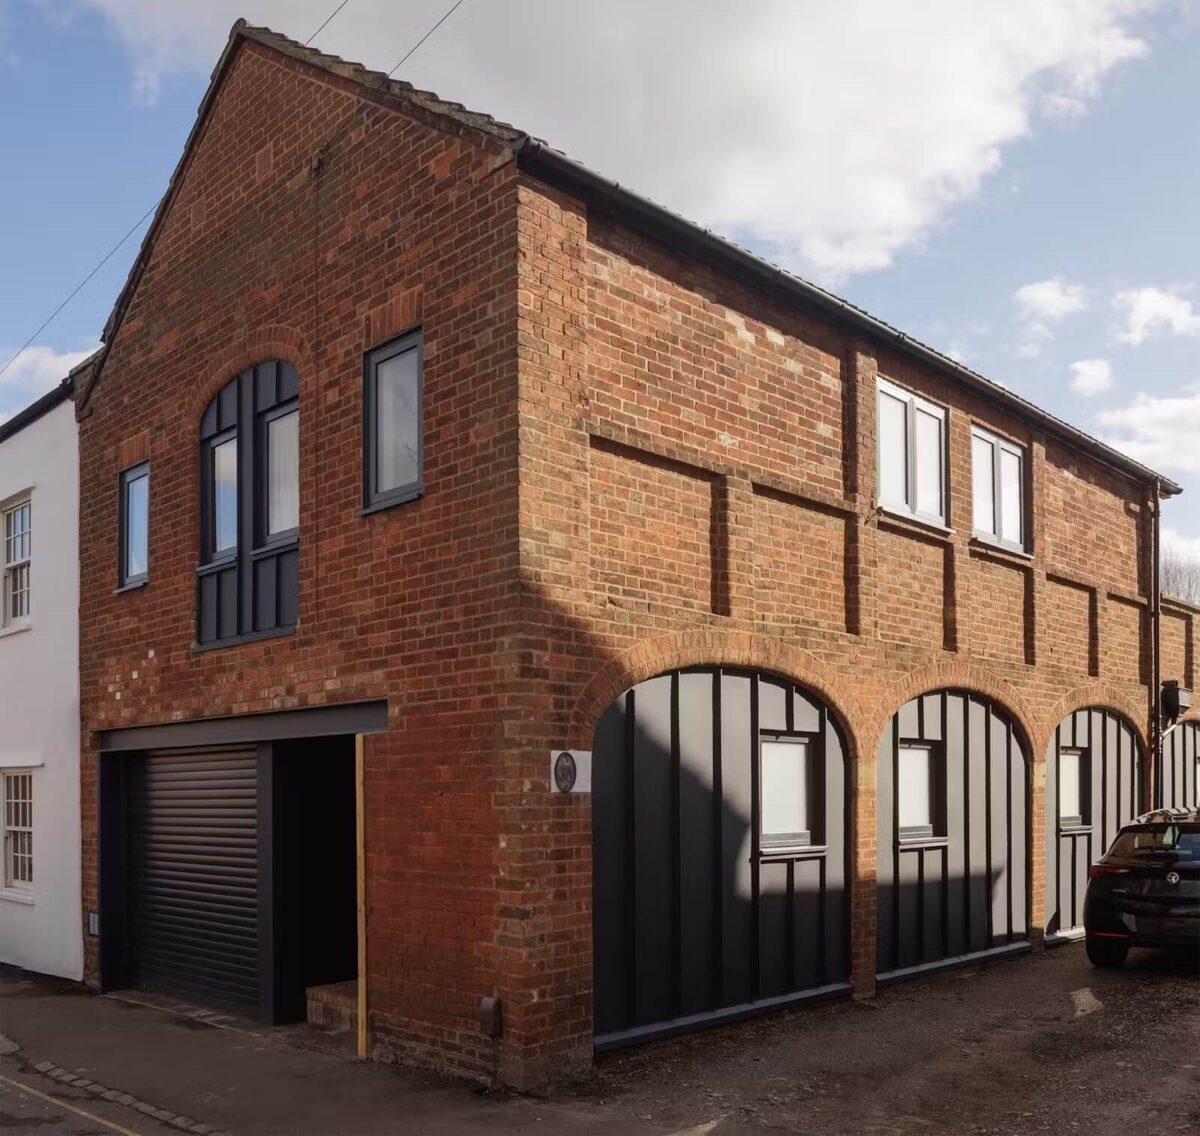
(1151, 479, 1162, 809)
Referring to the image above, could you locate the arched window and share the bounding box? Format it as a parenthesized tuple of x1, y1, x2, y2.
(197, 360, 299, 647)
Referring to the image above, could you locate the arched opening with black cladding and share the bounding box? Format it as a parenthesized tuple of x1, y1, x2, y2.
(876, 690, 1029, 982)
(1045, 708, 1144, 938)
(591, 667, 851, 1050)
(1160, 720, 1199, 810)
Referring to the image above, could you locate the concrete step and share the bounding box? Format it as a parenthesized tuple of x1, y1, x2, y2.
(305, 981, 357, 1034)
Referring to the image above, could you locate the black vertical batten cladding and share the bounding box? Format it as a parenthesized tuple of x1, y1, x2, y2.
(196, 361, 299, 648)
(877, 690, 1029, 981)
(1160, 721, 1199, 810)
(1045, 708, 1144, 935)
(592, 667, 850, 1049)
(669, 673, 683, 1019)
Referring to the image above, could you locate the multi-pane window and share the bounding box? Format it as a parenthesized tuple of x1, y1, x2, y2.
(2, 771, 32, 890)
(197, 361, 300, 646)
(119, 463, 150, 587)
(898, 744, 941, 840)
(1059, 749, 1087, 828)
(876, 378, 947, 525)
(3, 498, 31, 626)
(760, 737, 813, 848)
(364, 330, 423, 510)
(971, 426, 1026, 550)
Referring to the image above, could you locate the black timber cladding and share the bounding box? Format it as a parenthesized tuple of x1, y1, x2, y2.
(1045, 709, 1143, 936)
(592, 667, 850, 1049)
(1161, 720, 1199, 810)
(125, 747, 262, 1015)
(876, 691, 1030, 978)
(197, 360, 299, 648)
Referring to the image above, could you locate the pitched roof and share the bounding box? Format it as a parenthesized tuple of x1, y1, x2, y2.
(0, 350, 98, 443)
(90, 19, 1181, 498)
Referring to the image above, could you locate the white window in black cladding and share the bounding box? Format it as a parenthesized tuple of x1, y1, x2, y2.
(363, 330, 423, 511)
(197, 360, 299, 648)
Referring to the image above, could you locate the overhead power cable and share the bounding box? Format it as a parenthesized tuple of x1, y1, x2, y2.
(0, 0, 469, 381)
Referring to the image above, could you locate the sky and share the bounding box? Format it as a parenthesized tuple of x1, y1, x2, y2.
(1, 0, 1197, 551)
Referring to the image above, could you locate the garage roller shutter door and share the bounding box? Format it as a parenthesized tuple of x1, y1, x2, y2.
(126, 747, 260, 1014)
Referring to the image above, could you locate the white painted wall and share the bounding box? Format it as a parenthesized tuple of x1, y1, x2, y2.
(0, 397, 82, 980)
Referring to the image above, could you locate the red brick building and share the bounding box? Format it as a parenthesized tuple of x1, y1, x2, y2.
(76, 22, 1198, 1089)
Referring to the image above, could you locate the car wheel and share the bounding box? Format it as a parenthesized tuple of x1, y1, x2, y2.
(1085, 935, 1128, 968)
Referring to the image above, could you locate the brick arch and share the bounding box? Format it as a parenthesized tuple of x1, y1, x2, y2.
(185, 323, 314, 427)
(866, 660, 1038, 763)
(1040, 683, 1149, 761)
(569, 629, 867, 762)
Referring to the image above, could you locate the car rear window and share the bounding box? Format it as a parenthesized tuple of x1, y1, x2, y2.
(1109, 825, 1200, 860)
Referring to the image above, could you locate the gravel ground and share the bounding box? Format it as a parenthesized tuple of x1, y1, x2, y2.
(552, 944, 1200, 1135)
(1, 944, 1196, 1135)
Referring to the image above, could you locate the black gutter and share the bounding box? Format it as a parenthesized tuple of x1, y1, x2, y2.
(1151, 478, 1162, 809)
(516, 138, 1182, 500)
(0, 376, 73, 444)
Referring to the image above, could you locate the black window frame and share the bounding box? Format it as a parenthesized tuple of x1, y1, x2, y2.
(201, 428, 239, 566)
(257, 400, 300, 549)
(758, 731, 821, 851)
(117, 461, 150, 590)
(196, 361, 300, 650)
(897, 741, 947, 843)
(362, 328, 424, 513)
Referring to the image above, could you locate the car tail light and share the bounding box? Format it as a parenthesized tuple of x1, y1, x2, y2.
(1089, 864, 1130, 880)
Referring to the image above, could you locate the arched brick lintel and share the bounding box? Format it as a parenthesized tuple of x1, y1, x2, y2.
(1039, 684, 1149, 760)
(568, 629, 867, 763)
(185, 323, 314, 427)
(865, 661, 1040, 764)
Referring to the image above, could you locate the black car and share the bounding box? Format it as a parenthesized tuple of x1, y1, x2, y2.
(1083, 807, 1200, 968)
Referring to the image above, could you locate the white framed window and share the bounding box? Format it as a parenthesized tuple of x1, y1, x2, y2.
(2, 770, 33, 891)
(971, 425, 1026, 550)
(1058, 749, 1087, 829)
(3, 497, 31, 628)
(876, 378, 947, 526)
(898, 744, 941, 840)
(760, 737, 813, 848)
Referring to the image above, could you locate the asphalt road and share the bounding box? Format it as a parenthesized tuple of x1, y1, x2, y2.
(1, 943, 1197, 1135)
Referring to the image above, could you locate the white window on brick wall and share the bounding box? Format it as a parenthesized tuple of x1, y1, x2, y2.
(876, 378, 947, 526)
(2, 770, 33, 890)
(2, 497, 31, 628)
(971, 425, 1026, 551)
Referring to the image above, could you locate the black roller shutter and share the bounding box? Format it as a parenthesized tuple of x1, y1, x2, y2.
(125, 748, 260, 1014)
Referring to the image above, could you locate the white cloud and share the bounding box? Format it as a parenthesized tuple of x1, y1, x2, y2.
(0, 343, 97, 422)
(1069, 358, 1115, 396)
(70, 0, 1160, 283)
(1098, 383, 1200, 473)
(1114, 286, 1200, 345)
(1014, 277, 1089, 356)
(1163, 527, 1200, 562)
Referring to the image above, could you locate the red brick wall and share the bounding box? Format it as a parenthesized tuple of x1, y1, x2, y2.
(511, 172, 1164, 1071)
(78, 42, 526, 1083)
